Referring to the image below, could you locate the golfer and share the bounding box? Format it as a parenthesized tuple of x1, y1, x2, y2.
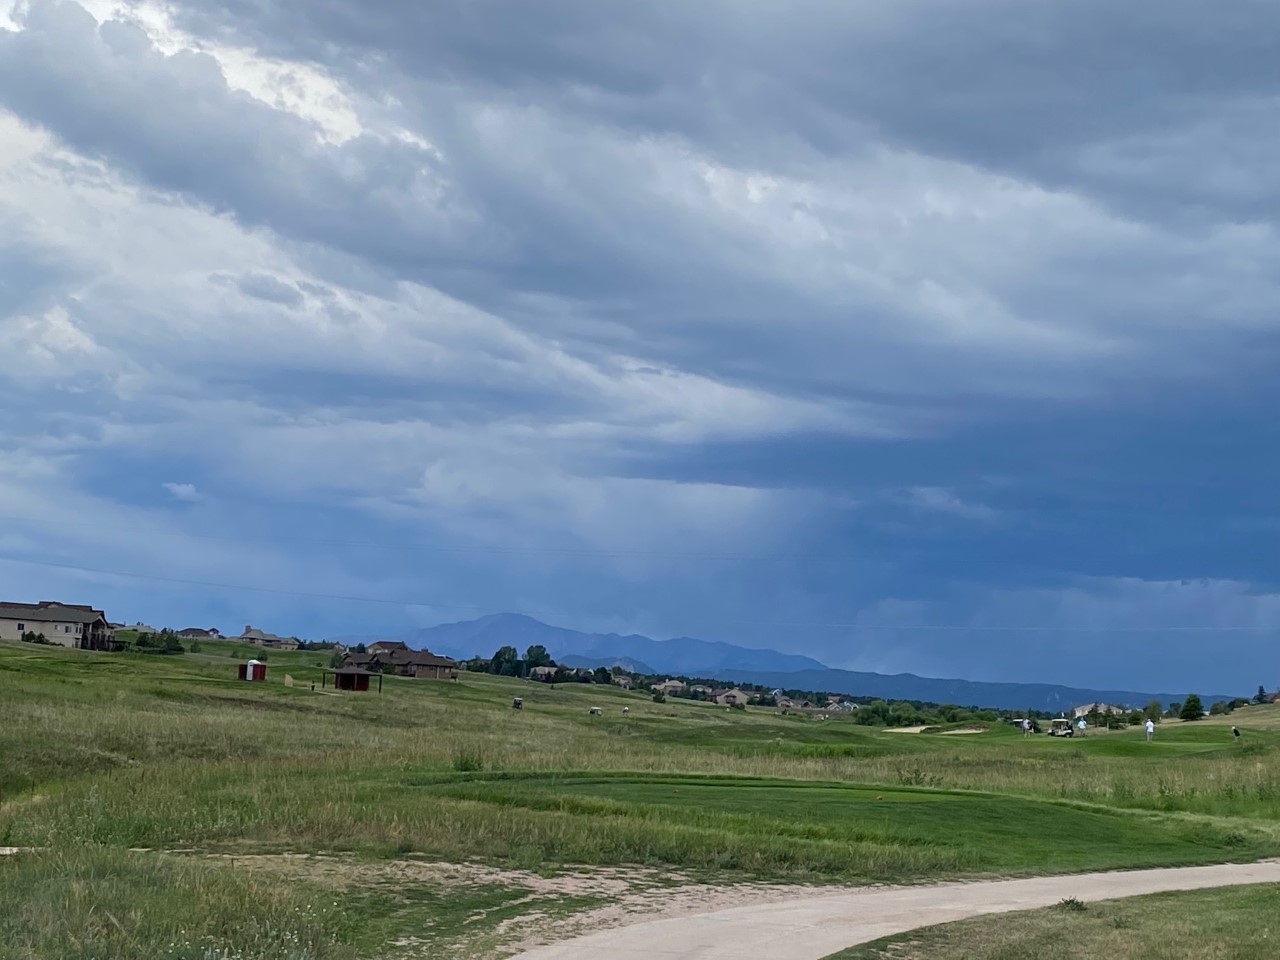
(1023, 718, 1032, 737)
(1077, 717, 1087, 737)
(1233, 726, 1241, 741)
(1145, 718, 1155, 742)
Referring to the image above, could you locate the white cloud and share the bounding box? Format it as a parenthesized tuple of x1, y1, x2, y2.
(902, 486, 1000, 522)
(162, 482, 201, 502)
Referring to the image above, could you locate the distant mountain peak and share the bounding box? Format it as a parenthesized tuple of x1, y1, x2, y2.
(367, 613, 829, 675)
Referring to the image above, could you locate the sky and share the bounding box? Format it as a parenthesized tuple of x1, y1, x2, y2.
(1, 0, 1278, 694)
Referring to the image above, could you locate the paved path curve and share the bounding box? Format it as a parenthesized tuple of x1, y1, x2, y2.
(511, 860, 1280, 960)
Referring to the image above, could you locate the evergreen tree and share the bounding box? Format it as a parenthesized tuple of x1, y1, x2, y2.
(524, 644, 553, 668)
(491, 645, 519, 676)
(1179, 693, 1204, 721)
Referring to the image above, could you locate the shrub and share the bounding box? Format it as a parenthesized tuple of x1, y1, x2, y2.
(651, 691, 666, 704)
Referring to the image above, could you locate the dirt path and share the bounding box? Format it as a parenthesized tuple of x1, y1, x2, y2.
(508, 860, 1280, 960)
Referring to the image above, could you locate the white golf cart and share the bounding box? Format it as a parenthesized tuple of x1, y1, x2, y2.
(1049, 717, 1075, 737)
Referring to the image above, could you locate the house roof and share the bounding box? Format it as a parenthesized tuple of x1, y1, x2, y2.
(240, 626, 291, 642)
(369, 640, 408, 649)
(389, 650, 458, 668)
(0, 602, 107, 625)
(324, 667, 380, 676)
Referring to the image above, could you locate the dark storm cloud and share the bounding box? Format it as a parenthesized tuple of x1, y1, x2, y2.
(164, 0, 1280, 214)
(2, 0, 1279, 691)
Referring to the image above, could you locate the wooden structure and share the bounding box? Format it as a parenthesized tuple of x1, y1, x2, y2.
(321, 667, 383, 693)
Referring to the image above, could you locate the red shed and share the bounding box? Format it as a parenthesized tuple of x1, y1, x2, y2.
(237, 659, 267, 681)
(321, 667, 383, 693)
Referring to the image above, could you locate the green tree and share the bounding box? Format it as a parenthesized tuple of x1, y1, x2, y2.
(524, 644, 553, 668)
(1179, 694, 1204, 721)
(592, 667, 611, 684)
(328, 651, 344, 668)
(491, 645, 519, 677)
(1256, 685, 1270, 705)
(1143, 699, 1163, 721)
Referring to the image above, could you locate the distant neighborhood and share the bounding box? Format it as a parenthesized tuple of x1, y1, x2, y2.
(3, 597, 1276, 722)
(0, 600, 464, 680)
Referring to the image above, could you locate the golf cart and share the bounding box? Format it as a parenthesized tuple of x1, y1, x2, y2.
(1049, 717, 1074, 737)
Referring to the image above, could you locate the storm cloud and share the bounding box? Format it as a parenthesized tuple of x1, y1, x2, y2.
(0, 0, 1277, 692)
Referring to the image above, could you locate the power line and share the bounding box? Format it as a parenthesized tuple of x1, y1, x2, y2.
(1, 554, 1275, 634)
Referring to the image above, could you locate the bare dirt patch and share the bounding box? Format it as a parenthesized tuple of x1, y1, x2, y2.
(208, 853, 832, 958)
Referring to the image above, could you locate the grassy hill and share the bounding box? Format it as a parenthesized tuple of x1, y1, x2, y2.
(2, 639, 1278, 959)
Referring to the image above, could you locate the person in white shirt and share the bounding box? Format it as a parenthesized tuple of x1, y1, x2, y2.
(1145, 718, 1155, 742)
(1076, 717, 1087, 737)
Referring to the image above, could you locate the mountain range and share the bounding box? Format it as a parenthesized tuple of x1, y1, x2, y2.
(330, 613, 1234, 712)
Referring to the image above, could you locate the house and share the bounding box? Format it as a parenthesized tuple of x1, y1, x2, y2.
(776, 697, 796, 709)
(689, 684, 714, 695)
(384, 649, 457, 679)
(529, 666, 559, 681)
(368, 640, 409, 655)
(177, 627, 221, 639)
(612, 675, 635, 689)
(339, 648, 458, 679)
(1072, 702, 1129, 719)
(130, 622, 160, 635)
(711, 687, 750, 706)
(652, 679, 686, 696)
(0, 601, 118, 651)
(237, 625, 300, 649)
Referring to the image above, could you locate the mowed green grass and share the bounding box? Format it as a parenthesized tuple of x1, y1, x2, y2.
(3, 640, 1280, 958)
(828, 883, 1280, 960)
(415, 773, 1272, 877)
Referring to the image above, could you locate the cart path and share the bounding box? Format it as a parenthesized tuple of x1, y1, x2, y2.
(509, 860, 1280, 960)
